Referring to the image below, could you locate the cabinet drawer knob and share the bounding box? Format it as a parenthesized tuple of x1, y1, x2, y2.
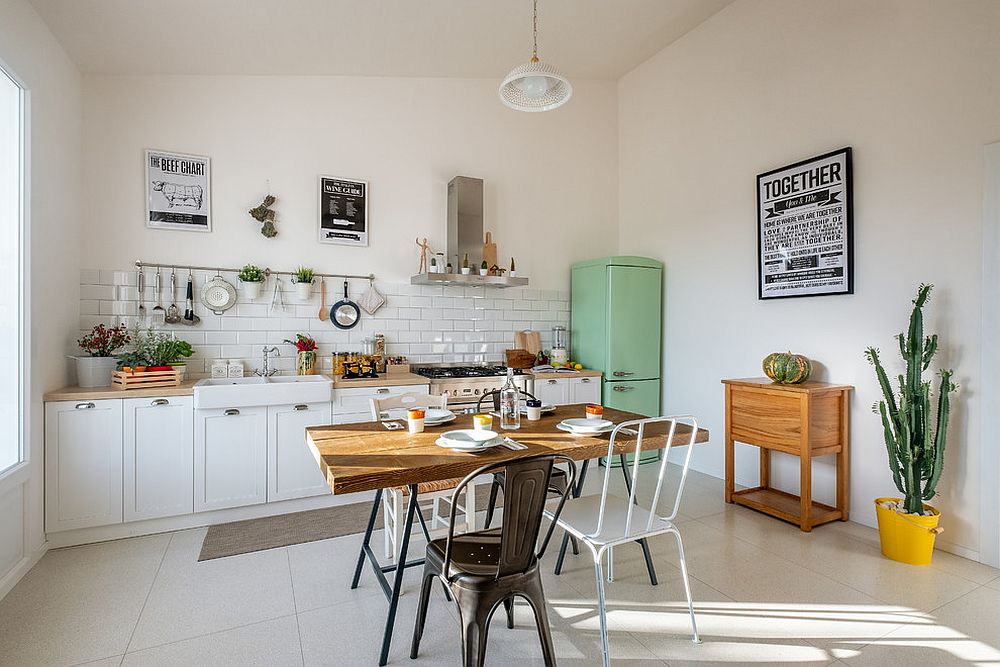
(376, 388, 390, 394)
(75, 402, 95, 410)
(613, 371, 634, 377)
(224, 408, 241, 416)
(151, 399, 169, 406)
(613, 385, 634, 392)
(294, 404, 309, 411)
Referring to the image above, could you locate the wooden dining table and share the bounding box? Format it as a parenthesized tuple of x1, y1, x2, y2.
(306, 405, 710, 666)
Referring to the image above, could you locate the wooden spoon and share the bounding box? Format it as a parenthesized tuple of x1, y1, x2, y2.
(318, 278, 329, 321)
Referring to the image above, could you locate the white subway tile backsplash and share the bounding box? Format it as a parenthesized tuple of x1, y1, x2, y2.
(79, 268, 569, 378)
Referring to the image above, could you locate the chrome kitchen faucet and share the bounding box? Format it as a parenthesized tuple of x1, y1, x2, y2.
(254, 346, 280, 377)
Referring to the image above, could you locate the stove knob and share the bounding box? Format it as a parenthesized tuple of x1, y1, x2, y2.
(474, 389, 480, 395)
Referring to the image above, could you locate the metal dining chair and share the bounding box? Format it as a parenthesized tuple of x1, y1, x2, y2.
(370, 392, 475, 560)
(544, 416, 702, 667)
(411, 453, 577, 667)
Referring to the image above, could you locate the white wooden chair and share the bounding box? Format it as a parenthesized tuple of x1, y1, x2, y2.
(544, 416, 701, 667)
(370, 392, 476, 559)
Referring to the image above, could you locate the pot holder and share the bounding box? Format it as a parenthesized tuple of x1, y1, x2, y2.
(358, 279, 386, 315)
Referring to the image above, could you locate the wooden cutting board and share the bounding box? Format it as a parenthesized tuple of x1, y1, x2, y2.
(482, 232, 498, 268)
(515, 330, 541, 356)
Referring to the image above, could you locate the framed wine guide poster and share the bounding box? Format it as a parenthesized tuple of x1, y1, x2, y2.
(319, 176, 368, 246)
(757, 147, 853, 299)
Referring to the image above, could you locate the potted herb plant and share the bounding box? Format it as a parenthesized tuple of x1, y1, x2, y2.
(293, 267, 315, 301)
(286, 333, 318, 375)
(74, 323, 130, 387)
(509, 257, 517, 278)
(461, 253, 472, 275)
(480, 260, 488, 276)
(238, 263, 266, 300)
(117, 328, 195, 377)
(865, 283, 957, 565)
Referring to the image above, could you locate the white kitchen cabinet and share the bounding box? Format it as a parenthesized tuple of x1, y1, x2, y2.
(194, 406, 268, 512)
(267, 402, 333, 502)
(123, 396, 194, 521)
(569, 376, 602, 405)
(45, 399, 123, 532)
(533, 377, 570, 406)
(332, 384, 430, 424)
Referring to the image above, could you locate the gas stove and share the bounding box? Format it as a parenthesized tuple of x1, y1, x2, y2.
(413, 364, 533, 410)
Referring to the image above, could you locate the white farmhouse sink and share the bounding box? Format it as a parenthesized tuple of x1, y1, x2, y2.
(193, 375, 333, 409)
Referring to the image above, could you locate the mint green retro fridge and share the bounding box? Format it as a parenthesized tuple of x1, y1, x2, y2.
(571, 257, 663, 456)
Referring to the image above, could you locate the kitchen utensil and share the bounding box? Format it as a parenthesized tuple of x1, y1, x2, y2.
(501, 437, 528, 451)
(164, 269, 182, 324)
(381, 421, 404, 431)
(482, 231, 497, 268)
(357, 278, 386, 315)
(550, 325, 568, 365)
(201, 271, 238, 315)
(515, 330, 542, 357)
(330, 280, 360, 330)
(181, 271, 200, 325)
(318, 278, 329, 321)
(137, 268, 146, 320)
(269, 277, 286, 314)
(152, 268, 165, 323)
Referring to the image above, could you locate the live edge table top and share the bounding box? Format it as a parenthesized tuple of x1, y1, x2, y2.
(306, 405, 711, 496)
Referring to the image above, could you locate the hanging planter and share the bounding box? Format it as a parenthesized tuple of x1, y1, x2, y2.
(238, 264, 266, 300)
(294, 267, 315, 301)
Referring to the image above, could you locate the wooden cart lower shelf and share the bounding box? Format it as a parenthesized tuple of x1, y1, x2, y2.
(731, 486, 843, 527)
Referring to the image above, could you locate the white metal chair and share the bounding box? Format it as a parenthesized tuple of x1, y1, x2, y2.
(369, 392, 476, 559)
(544, 416, 701, 667)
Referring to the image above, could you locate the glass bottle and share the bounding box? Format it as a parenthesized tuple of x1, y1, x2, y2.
(499, 368, 521, 431)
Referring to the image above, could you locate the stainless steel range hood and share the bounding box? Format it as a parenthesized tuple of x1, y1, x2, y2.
(411, 176, 528, 288)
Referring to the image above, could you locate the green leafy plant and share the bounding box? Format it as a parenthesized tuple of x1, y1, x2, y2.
(117, 327, 194, 369)
(238, 264, 265, 283)
(77, 323, 130, 357)
(481, 260, 488, 270)
(865, 284, 958, 515)
(294, 266, 315, 284)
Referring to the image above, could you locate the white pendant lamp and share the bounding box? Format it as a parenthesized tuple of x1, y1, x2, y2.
(499, 0, 572, 112)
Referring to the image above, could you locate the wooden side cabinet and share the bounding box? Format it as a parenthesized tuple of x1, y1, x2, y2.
(722, 378, 852, 532)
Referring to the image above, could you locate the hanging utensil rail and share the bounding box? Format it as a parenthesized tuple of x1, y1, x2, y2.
(134, 260, 374, 282)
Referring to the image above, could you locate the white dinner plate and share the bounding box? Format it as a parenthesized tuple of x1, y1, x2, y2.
(561, 418, 614, 432)
(439, 429, 500, 449)
(435, 437, 501, 452)
(385, 408, 454, 423)
(556, 422, 614, 436)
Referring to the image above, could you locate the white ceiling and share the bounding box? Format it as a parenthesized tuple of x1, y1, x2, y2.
(29, 0, 733, 79)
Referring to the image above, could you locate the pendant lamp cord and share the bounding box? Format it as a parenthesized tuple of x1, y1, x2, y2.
(531, 0, 539, 62)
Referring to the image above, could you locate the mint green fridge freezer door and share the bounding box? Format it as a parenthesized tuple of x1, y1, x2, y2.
(607, 266, 662, 381)
(603, 378, 660, 417)
(602, 378, 662, 466)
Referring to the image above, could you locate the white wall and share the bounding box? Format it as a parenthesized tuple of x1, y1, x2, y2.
(82, 75, 619, 291)
(618, 0, 1000, 557)
(0, 0, 81, 597)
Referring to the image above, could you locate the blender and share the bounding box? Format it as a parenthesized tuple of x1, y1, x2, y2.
(550, 325, 568, 366)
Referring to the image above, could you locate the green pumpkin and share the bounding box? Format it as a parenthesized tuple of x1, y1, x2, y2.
(762, 351, 812, 384)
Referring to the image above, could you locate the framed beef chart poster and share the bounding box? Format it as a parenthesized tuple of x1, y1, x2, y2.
(319, 176, 368, 246)
(757, 147, 853, 299)
(145, 149, 211, 232)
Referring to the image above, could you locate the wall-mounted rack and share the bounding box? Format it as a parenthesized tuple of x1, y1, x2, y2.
(135, 259, 375, 282)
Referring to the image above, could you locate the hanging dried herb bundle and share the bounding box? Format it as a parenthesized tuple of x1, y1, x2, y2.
(249, 194, 278, 238)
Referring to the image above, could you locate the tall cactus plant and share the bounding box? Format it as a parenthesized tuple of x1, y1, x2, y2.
(864, 284, 957, 516)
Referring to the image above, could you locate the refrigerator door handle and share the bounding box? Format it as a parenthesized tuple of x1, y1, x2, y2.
(612, 385, 635, 392)
(612, 371, 634, 377)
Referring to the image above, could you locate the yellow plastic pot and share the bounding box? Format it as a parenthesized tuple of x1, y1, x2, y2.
(874, 497, 942, 565)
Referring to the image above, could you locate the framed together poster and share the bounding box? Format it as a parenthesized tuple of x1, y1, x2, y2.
(145, 149, 211, 232)
(319, 176, 368, 246)
(757, 147, 853, 299)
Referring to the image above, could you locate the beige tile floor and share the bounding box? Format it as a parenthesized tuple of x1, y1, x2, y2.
(2, 468, 999, 666)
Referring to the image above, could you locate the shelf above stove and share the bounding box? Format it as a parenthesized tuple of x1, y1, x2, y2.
(410, 272, 529, 288)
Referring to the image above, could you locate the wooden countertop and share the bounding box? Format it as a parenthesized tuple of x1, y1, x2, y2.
(43, 380, 200, 401)
(332, 373, 429, 389)
(721, 377, 854, 393)
(307, 404, 710, 495)
(530, 369, 603, 380)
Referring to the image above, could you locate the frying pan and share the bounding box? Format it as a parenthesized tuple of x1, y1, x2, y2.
(330, 280, 360, 329)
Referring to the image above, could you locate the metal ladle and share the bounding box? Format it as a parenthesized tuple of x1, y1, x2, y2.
(164, 268, 182, 324)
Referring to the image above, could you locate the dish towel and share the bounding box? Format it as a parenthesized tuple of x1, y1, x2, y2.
(358, 279, 386, 315)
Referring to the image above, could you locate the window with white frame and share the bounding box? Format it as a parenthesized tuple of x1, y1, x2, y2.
(0, 65, 22, 474)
